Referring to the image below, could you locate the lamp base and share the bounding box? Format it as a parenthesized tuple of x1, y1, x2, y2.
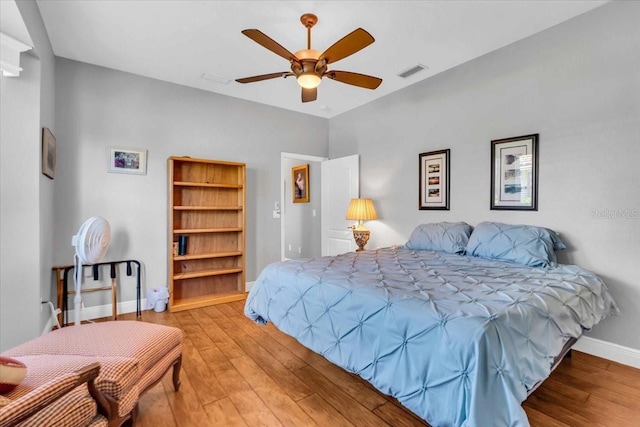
(352, 229, 370, 252)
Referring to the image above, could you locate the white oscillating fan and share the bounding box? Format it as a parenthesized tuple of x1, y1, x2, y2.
(71, 216, 111, 326)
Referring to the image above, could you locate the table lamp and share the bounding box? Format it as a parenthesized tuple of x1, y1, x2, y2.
(345, 198, 377, 251)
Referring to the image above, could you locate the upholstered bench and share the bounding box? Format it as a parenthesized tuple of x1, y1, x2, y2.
(2, 321, 182, 427)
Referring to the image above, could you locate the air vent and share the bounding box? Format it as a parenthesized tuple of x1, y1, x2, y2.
(200, 72, 230, 85)
(398, 64, 427, 79)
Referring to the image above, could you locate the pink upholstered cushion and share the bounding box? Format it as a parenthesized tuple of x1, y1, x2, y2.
(5, 355, 138, 401)
(18, 387, 98, 427)
(4, 356, 93, 401)
(4, 321, 182, 373)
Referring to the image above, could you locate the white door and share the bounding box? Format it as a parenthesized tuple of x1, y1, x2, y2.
(321, 155, 359, 256)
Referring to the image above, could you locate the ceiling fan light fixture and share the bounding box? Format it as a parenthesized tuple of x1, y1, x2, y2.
(297, 72, 322, 89)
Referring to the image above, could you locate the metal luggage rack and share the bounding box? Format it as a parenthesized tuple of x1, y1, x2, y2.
(53, 260, 141, 326)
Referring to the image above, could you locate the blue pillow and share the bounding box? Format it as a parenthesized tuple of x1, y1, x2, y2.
(405, 222, 473, 254)
(465, 222, 566, 267)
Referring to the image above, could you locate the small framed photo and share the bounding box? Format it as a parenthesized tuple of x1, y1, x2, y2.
(108, 146, 147, 175)
(491, 134, 538, 210)
(42, 127, 56, 179)
(292, 164, 309, 203)
(419, 149, 450, 210)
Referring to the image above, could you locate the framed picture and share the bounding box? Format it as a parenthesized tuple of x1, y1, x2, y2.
(108, 146, 147, 175)
(42, 127, 56, 179)
(491, 134, 538, 210)
(292, 164, 309, 203)
(419, 149, 450, 210)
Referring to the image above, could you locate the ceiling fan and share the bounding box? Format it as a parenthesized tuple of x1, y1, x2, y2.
(236, 13, 382, 103)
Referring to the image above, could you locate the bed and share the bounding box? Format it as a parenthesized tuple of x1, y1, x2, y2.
(245, 222, 619, 426)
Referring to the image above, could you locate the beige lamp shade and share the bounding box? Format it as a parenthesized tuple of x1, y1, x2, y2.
(346, 198, 377, 230)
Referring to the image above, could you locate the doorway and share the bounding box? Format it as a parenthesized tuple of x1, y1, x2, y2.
(281, 152, 360, 260)
(280, 153, 327, 261)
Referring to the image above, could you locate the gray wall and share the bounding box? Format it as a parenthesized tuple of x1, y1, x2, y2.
(0, 0, 56, 351)
(0, 54, 42, 350)
(27, 0, 57, 341)
(53, 59, 328, 307)
(329, 1, 640, 350)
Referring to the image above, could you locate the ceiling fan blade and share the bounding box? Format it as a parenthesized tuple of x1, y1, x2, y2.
(241, 29, 298, 63)
(302, 87, 317, 103)
(325, 71, 382, 89)
(236, 72, 292, 84)
(318, 28, 374, 65)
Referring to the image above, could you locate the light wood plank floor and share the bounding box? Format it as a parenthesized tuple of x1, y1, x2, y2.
(115, 302, 640, 427)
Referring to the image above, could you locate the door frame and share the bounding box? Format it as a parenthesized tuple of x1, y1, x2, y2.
(280, 152, 328, 261)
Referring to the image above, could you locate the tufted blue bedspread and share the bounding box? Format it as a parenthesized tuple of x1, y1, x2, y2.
(245, 247, 618, 427)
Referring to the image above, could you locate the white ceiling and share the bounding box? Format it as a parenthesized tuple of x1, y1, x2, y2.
(0, 0, 33, 46)
(35, 0, 607, 118)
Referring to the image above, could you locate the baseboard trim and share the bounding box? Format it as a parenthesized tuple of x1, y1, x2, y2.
(67, 299, 148, 323)
(573, 336, 640, 369)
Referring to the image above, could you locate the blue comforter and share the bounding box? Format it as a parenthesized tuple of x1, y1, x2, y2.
(245, 247, 618, 426)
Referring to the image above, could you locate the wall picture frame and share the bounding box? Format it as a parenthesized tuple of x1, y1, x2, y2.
(292, 164, 309, 203)
(42, 127, 56, 179)
(108, 146, 148, 175)
(491, 134, 538, 210)
(419, 149, 450, 210)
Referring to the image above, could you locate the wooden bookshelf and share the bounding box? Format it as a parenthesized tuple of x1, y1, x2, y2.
(168, 157, 246, 312)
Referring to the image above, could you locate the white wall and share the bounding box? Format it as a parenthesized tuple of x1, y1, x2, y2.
(53, 59, 328, 308)
(329, 2, 640, 351)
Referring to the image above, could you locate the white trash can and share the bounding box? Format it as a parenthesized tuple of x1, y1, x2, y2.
(154, 300, 167, 312)
(146, 286, 169, 312)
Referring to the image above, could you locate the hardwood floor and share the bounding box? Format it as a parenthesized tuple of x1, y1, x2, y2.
(115, 302, 640, 427)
